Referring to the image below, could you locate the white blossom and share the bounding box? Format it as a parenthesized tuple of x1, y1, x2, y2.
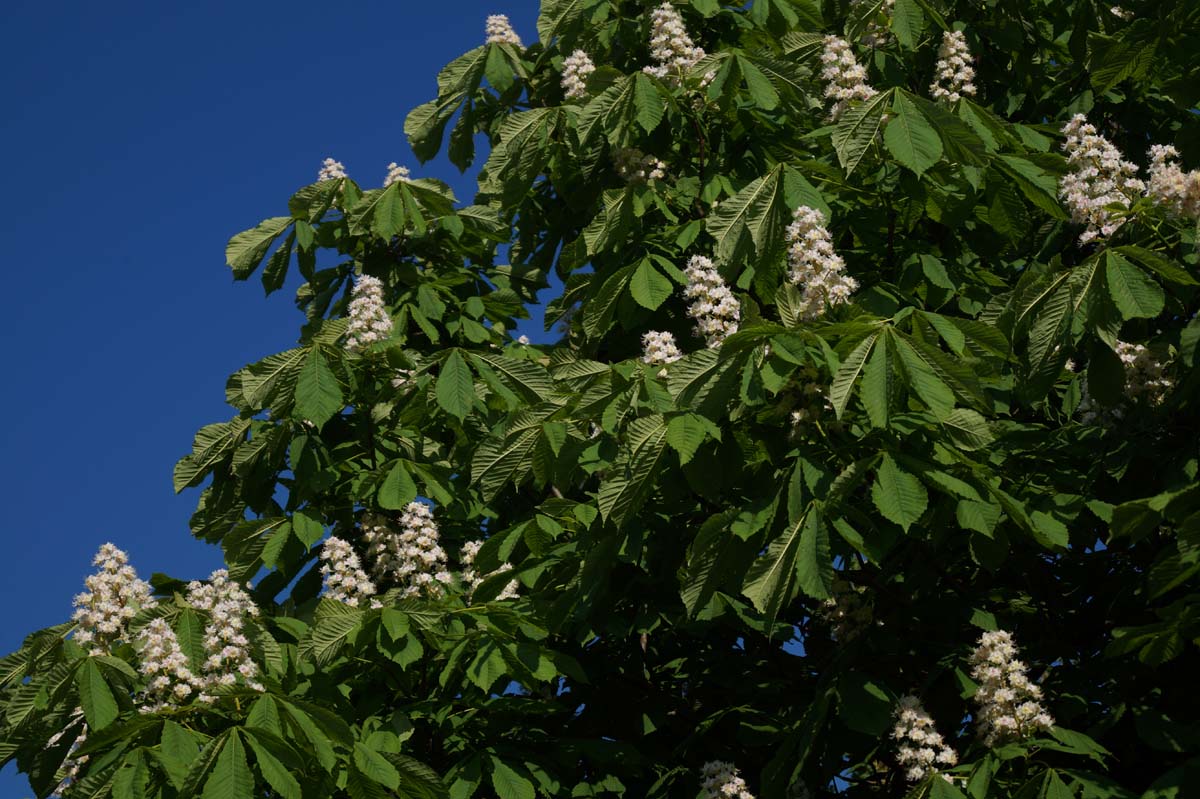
(561, 49, 596, 100)
(485, 14, 522, 46)
(683, 255, 741, 347)
(317, 157, 347, 182)
(891, 696, 959, 782)
(383, 162, 411, 187)
(460, 540, 520, 601)
(391, 368, 416, 390)
(517, 334, 531, 345)
(929, 30, 976, 103)
(786, 206, 858, 320)
(820, 35, 877, 121)
(1110, 6, 1133, 21)
(699, 761, 755, 799)
(1077, 340, 1173, 425)
(186, 569, 263, 701)
(969, 629, 1054, 746)
(643, 3, 706, 86)
(1058, 115, 1145, 245)
(137, 618, 198, 712)
(346, 274, 393, 351)
(818, 576, 874, 641)
(642, 330, 683, 377)
(851, 0, 894, 48)
(48, 713, 87, 799)
(1146, 144, 1200, 221)
(614, 148, 667, 183)
(363, 503, 455, 599)
(320, 536, 378, 607)
(71, 543, 156, 655)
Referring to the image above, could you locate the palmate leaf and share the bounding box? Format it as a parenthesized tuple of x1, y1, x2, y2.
(576, 73, 664, 149)
(743, 505, 832, 631)
(832, 89, 891, 175)
(202, 731, 254, 799)
(705, 163, 828, 265)
(226, 216, 292, 280)
(597, 414, 670, 528)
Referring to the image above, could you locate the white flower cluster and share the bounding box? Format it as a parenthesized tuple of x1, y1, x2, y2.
(699, 761, 755, 799)
(48, 714, 87, 799)
(786, 206, 858, 321)
(137, 618, 198, 711)
(485, 14, 522, 46)
(346, 274, 393, 351)
(683, 255, 741, 347)
(1147, 145, 1200, 221)
(383, 162, 411, 187)
(851, 0, 894, 48)
(818, 576, 874, 642)
(561, 49, 596, 100)
(1110, 6, 1133, 20)
(365, 503, 455, 599)
(930, 31, 976, 103)
(642, 330, 683, 377)
(1077, 340, 1174, 425)
(318, 157, 347, 182)
(643, 2, 706, 85)
(72, 543, 156, 655)
(517, 334, 531, 345)
(891, 696, 959, 782)
(614, 148, 667, 183)
(1059, 115, 1145, 245)
(460, 540, 520, 600)
(820, 35, 877, 121)
(969, 629, 1054, 746)
(186, 569, 263, 700)
(320, 536, 378, 607)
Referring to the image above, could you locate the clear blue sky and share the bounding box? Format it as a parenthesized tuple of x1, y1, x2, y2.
(0, 2, 537, 793)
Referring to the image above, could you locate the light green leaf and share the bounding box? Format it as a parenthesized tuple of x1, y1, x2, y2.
(830, 332, 879, 419)
(292, 509, 325, 548)
(202, 732, 254, 799)
(861, 331, 895, 428)
(76, 658, 118, 730)
(354, 742, 401, 790)
(1106, 251, 1165, 320)
(437, 350, 476, 419)
(666, 414, 708, 465)
(244, 732, 302, 799)
(871, 454, 928, 532)
(630, 259, 674, 310)
(891, 0, 924, 48)
(490, 759, 535, 799)
(832, 89, 892, 175)
(226, 217, 292, 280)
(941, 408, 994, 450)
(885, 90, 943, 176)
(379, 461, 418, 510)
(295, 348, 344, 428)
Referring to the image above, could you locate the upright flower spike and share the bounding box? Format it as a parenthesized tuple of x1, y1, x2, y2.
(137, 618, 198, 712)
(819, 35, 876, 121)
(485, 14, 522, 46)
(346, 274, 393, 351)
(364, 503, 455, 599)
(891, 696, 959, 782)
(319, 537, 378, 607)
(929, 30, 976, 103)
(1147, 145, 1200, 221)
(699, 761, 755, 799)
(71, 543, 156, 655)
(186, 569, 263, 701)
(383, 162, 411, 187)
(317, 157, 347, 182)
(786, 206, 858, 321)
(1058, 115, 1145, 245)
(460, 540, 520, 600)
(682, 255, 740, 347)
(48, 714, 87, 799)
(969, 629, 1054, 746)
(643, 2, 706, 86)
(561, 49, 596, 100)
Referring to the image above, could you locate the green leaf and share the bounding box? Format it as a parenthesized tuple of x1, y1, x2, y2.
(244, 731, 302, 799)
(941, 408, 994, 450)
(159, 721, 200, 790)
(830, 332, 878, 419)
(202, 732, 254, 799)
(681, 511, 742, 617)
(1106, 251, 1165, 320)
(891, 0, 924, 49)
(744, 506, 832, 631)
(490, 759, 535, 799)
(885, 90, 943, 176)
(597, 415, 671, 528)
(706, 164, 804, 265)
(294, 348, 344, 428)
(436, 350, 476, 419)
(76, 658, 119, 730)
(630, 259, 674, 310)
(291, 510, 325, 548)
(871, 454, 928, 532)
(226, 217, 292, 280)
(379, 461, 418, 510)
(1116, 245, 1199, 286)
(666, 414, 708, 465)
(861, 334, 896, 428)
(354, 742, 401, 790)
(832, 90, 891, 175)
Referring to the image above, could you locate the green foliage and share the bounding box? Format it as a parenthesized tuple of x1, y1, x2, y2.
(4, 2, 1200, 799)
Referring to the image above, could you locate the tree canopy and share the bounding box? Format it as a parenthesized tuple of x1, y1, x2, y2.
(3, 1, 1200, 798)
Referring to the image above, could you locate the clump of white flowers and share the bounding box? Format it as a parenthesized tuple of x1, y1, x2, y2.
(137, 618, 198, 712)
(319, 537, 378, 607)
(72, 543, 156, 655)
(1146, 145, 1200, 221)
(929, 30, 976, 103)
(561, 49, 596, 100)
(317, 157, 347, 182)
(891, 696, 959, 782)
(383, 162, 411, 187)
(1058, 114, 1145, 245)
(700, 761, 755, 799)
(683, 255, 741, 347)
(817, 576, 874, 641)
(851, 0, 894, 48)
(460, 540, 520, 600)
(614, 148, 667, 183)
(345, 274, 393, 351)
(786, 206, 859, 320)
(969, 629, 1054, 746)
(485, 14, 522, 46)
(186, 569, 263, 700)
(365, 503, 455, 599)
(642, 330, 683, 377)
(643, 2, 706, 86)
(1077, 340, 1174, 425)
(819, 35, 877, 121)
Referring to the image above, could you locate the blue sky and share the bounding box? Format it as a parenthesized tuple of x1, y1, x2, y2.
(0, 2, 537, 793)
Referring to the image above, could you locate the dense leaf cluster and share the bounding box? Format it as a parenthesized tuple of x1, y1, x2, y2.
(3, 1, 1200, 798)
